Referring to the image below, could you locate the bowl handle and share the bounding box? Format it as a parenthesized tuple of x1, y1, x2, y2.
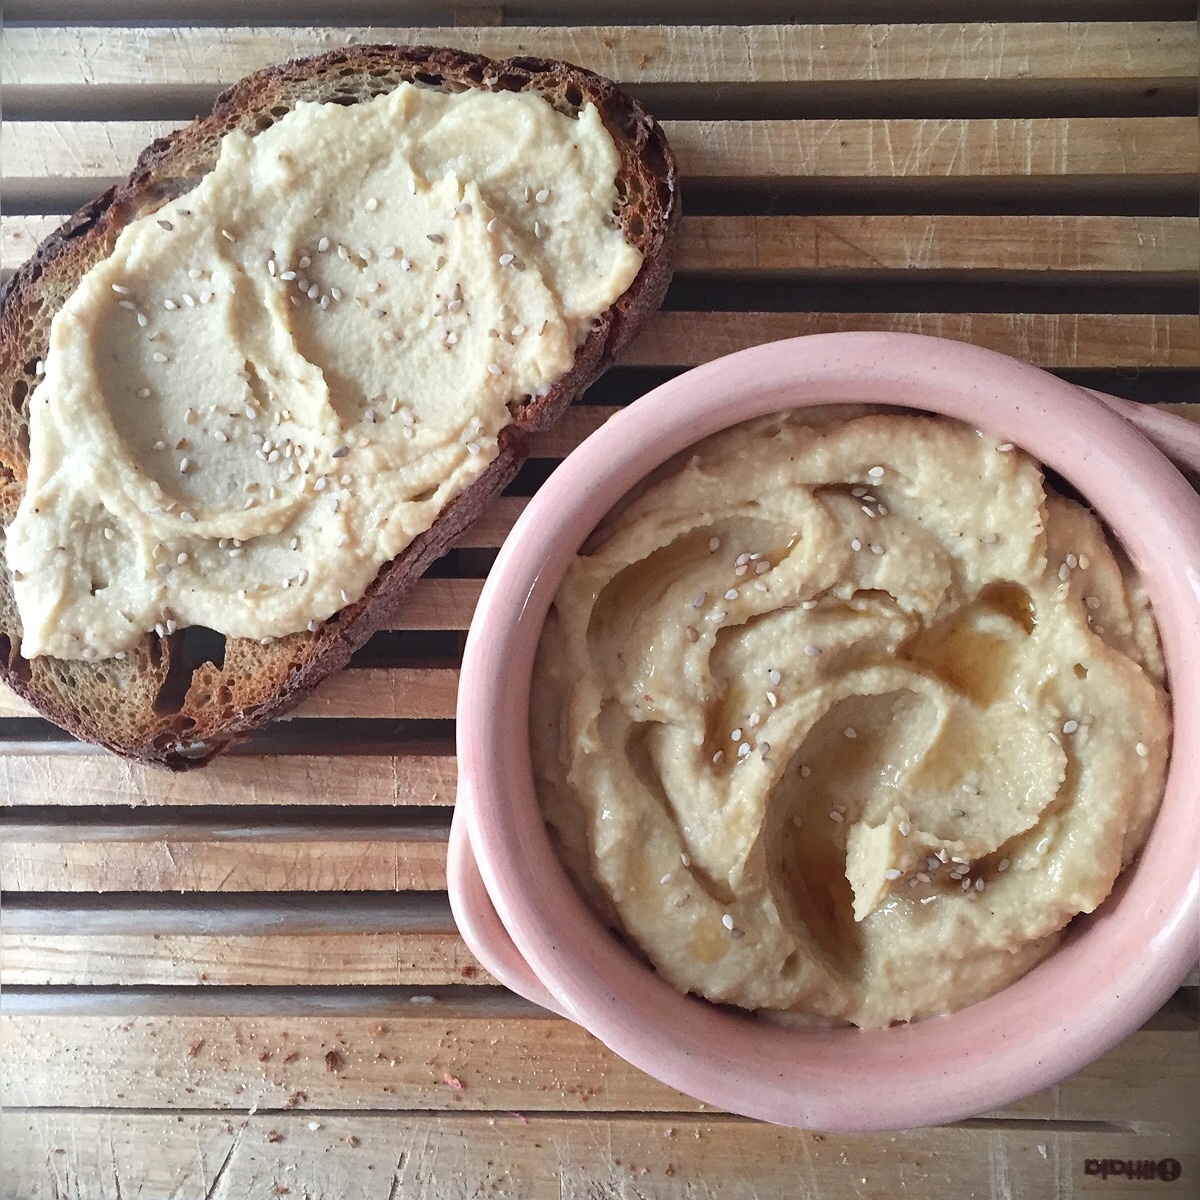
(1079, 386, 1200, 484)
(447, 808, 576, 1019)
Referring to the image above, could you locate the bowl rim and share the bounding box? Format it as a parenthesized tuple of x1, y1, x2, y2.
(453, 331, 1200, 1130)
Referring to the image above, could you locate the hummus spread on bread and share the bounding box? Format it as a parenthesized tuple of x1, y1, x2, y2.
(8, 84, 642, 659)
(530, 413, 1170, 1027)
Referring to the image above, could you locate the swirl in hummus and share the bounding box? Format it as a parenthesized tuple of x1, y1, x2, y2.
(530, 412, 1170, 1027)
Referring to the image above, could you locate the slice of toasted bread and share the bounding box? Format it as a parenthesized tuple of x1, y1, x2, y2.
(0, 46, 679, 768)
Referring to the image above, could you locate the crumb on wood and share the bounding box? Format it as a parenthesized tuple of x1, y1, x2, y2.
(283, 1090, 308, 1109)
(258, 1049, 272, 1062)
(274, 1188, 290, 1196)
(347, 1135, 361, 1148)
(283, 1051, 299, 1064)
(325, 1049, 343, 1072)
(367, 1022, 388, 1036)
(266, 1130, 284, 1143)
(443, 1073, 465, 1092)
(187, 1039, 204, 1058)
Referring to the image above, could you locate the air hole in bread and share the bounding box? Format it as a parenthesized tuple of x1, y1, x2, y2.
(182, 626, 228, 671)
(253, 115, 274, 133)
(414, 72, 445, 89)
(11, 379, 28, 411)
(564, 84, 584, 108)
(149, 627, 225, 715)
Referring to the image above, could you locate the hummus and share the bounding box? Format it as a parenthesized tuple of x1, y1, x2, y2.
(531, 413, 1170, 1027)
(9, 83, 642, 659)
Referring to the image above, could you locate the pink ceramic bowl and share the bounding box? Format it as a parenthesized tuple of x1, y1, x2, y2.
(448, 332, 1200, 1130)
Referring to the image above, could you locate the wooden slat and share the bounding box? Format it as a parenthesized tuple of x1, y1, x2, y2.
(5, 117, 1193, 189)
(7, 1112, 1192, 1200)
(8, 214, 1198, 277)
(623, 312, 1200, 369)
(388, 576, 481, 629)
(0, 821, 449, 891)
(2, 1005, 1194, 1124)
(0, 897, 489, 986)
(6, 23, 1194, 89)
(0, 753, 457, 806)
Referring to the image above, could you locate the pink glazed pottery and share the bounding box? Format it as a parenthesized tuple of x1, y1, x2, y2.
(448, 332, 1200, 1131)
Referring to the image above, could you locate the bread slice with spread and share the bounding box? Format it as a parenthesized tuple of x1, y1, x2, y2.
(0, 46, 679, 767)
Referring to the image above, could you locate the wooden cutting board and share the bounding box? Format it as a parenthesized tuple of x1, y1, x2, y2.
(1, 3, 1197, 1197)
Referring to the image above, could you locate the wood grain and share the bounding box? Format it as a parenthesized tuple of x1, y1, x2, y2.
(2, 1005, 1194, 1123)
(5, 22, 1193, 88)
(1, 896, 489, 986)
(6, 117, 1193, 189)
(0, 820, 450, 891)
(0, 753, 457, 806)
(624, 312, 1200, 369)
(9, 214, 1197, 277)
(3, 1111, 1195, 1200)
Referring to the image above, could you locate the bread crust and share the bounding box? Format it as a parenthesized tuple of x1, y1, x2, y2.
(0, 45, 679, 767)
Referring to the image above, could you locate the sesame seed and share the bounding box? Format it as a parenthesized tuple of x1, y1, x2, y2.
(138, 388, 152, 398)
(153, 440, 165, 450)
(884, 868, 902, 881)
(511, 323, 525, 336)
(1036, 837, 1050, 854)
(768, 668, 782, 686)
(721, 914, 734, 930)
(487, 363, 503, 376)
(136, 312, 149, 327)
(220, 229, 235, 242)
(486, 218, 500, 233)
(829, 809, 844, 822)
(1135, 741, 1148, 757)
(152, 352, 169, 364)
(498, 253, 515, 267)
(975, 877, 986, 891)
(178, 457, 190, 474)
(867, 466, 884, 479)
(731, 727, 742, 741)
(997, 858, 1010, 872)
(180, 511, 196, 523)
(444, 331, 459, 346)
(118, 298, 135, 310)
(399, 258, 411, 272)
(760, 742, 770, 756)
(804, 644, 820, 657)
(163, 299, 177, 310)
(766, 691, 777, 707)
(1062, 719, 1079, 734)
(307, 285, 319, 300)
(899, 820, 911, 837)
(755, 560, 770, 574)
(692, 592, 707, 608)
(747, 711, 761, 728)
(1065, 554, 1078, 569)
(332, 445, 350, 459)
(851, 538, 862, 551)
(800, 765, 811, 778)
(466, 441, 480, 455)
(680, 852, 691, 867)
(962, 878, 972, 891)
(280, 271, 297, 281)
(738, 742, 751, 758)
(844, 726, 857, 739)
(35, 360, 45, 376)
(1085, 596, 1101, 610)
(801, 599, 818, 610)
(534, 221, 544, 239)
(998, 443, 1014, 452)
(320, 296, 330, 310)
(709, 537, 721, 552)
(182, 293, 196, 307)
(427, 233, 444, 245)
(712, 750, 724, 765)
(724, 588, 739, 601)
(176, 552, 188, 566)
(535, 188, 550, 203)
(1058, 564, 1071, 582)
(111, 283, 131, 295)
